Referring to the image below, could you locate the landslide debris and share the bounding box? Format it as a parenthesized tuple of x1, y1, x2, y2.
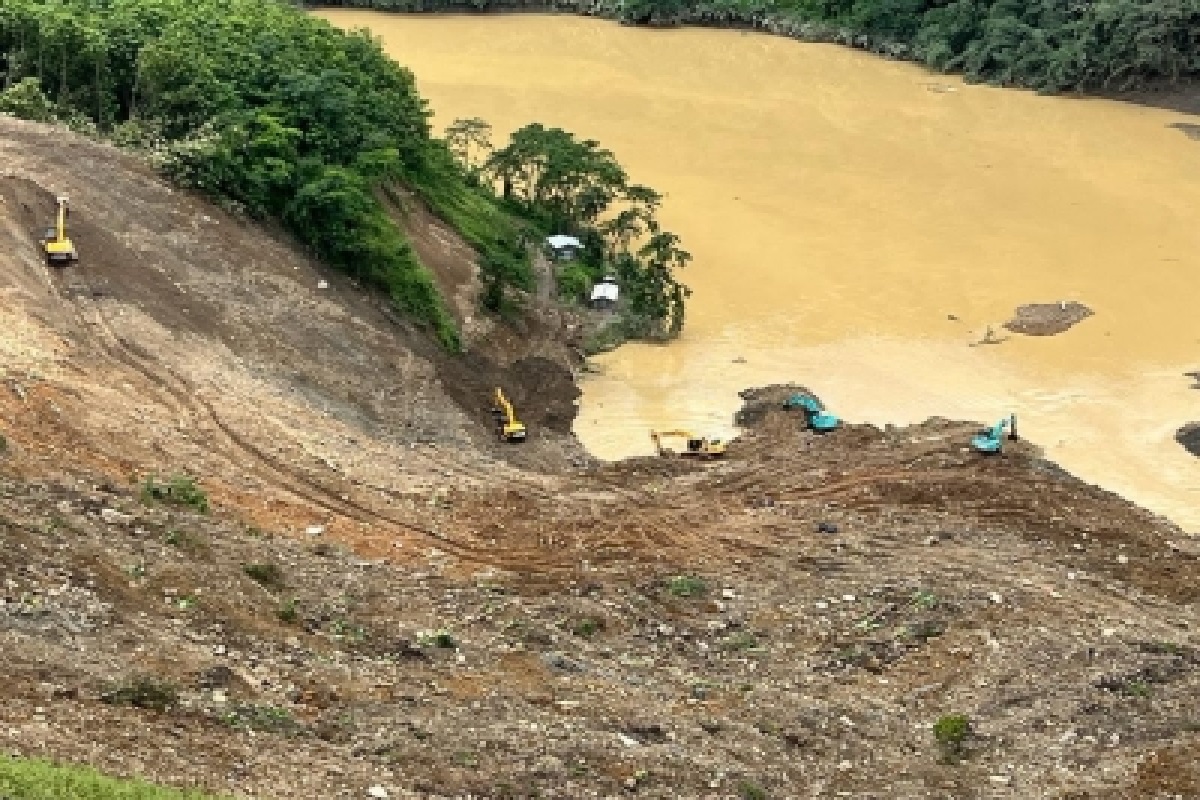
(2, 119, 1199, 799)
(1003, 301, 1094, 336)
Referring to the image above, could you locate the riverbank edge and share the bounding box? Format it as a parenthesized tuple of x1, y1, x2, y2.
(307, 2, 1200, 117)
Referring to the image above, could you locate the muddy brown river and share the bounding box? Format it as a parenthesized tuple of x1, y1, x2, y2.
(317, 11, 1200, 530)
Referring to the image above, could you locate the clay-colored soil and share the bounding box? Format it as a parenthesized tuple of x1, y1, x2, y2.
(1, 118, 1198, 798)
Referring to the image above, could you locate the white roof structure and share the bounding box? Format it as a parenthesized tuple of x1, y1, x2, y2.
(546, 234, 583, 250)
(590, 282, 619, 303)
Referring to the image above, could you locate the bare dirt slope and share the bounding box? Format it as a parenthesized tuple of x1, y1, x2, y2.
(1, 118, 1198, 798)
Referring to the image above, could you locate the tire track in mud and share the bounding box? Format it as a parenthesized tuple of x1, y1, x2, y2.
(44, 268, 577, 576)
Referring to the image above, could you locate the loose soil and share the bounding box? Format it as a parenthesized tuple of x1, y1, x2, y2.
(1003, 302, 1095, 337)
(2, 117, 1199, 798)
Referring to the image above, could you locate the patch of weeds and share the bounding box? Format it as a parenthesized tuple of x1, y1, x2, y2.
(277, 597, 300, 624)
(101, 676, 178, 712)
(1123, 680, 1152, 698)
(126, 563, 146, 580)
(418, 629, 457, 649)
(0, 433, 7, 453)
(573, 617, 602, 638)
(721, 632, 759, 652)
(328, 617, 368, 643)
(242, 563, 285, 592)
(175, 595, 198, 611)
(222, 704, 302, 735)
(932, 713, 971, 762)
(667, 575, 707, 598)
(912, 589, 939, 611)
(1140, 641, 1184, 656)
(738, 781, 768, 800)
(452, 751, 479, 768)
(141, 474, 209, 513)
(164, 529, 183, 546)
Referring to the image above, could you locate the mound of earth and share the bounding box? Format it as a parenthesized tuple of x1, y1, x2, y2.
(3, 118, 1199, 799)
(1003, 302, 1099, 335)
(1177, 423, 1200, 457)
(1003, 301, 1094, 336)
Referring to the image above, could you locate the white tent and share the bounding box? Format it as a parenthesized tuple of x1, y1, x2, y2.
(590, 281, 619, 306)
(545, 234, 583, 250)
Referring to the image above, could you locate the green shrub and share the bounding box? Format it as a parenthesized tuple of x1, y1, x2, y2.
(140, 474, 209, 513)
(557, 263, 593, 303)
(667, 575, 708, 598)
(573, 617, 602, 638)
(101, 676, 179, 712)
(0, 78, 58, 123)
(933, 713, 971, 761)
(277, 597, 300, 624)
(738, 781, 768, 800)
(242, 563, 285, 592)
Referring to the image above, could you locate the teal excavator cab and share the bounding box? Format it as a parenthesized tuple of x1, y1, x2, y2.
(784, 393, 840, 432)
(972, 414, 1018, 454)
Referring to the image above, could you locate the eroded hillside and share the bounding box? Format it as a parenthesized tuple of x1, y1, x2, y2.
(1, 118, 1198, 798)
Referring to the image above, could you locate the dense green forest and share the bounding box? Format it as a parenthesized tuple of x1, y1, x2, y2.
(315, 0, 1200, 93)
(0, 0, 691, 348)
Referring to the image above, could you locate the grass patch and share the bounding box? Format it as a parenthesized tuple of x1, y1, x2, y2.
(0, 753, 223, 799)
(667, 575, 707, 598)
(721, 632, 760, 652)
(221, 705, 302, 735)
(140, 474, 209, 514)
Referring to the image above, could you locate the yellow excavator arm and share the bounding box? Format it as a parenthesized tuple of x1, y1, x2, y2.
(493, 387, 527, 443)
(43, 195, 77, 264)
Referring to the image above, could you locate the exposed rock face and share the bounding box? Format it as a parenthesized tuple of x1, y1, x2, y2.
(1003, 301, 1094, 336)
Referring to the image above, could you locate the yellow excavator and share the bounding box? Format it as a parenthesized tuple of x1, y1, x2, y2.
(492, 387, 526, 443)
(42, 196, 78, 265)
(650, 430, 726, 460)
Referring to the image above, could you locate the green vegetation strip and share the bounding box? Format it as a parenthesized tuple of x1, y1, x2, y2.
(0, 753, 223, 800)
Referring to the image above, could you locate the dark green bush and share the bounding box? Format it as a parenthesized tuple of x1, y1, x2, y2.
(101, 677, 179, 712)
(243, 563, 286, 592)
(140, 474, 209, 513)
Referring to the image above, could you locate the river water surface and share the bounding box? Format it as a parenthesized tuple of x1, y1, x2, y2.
(318, 11, 1200, 530)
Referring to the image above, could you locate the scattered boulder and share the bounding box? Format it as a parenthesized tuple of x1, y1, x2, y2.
(1177, 423, 1200, 458)
(1003, 301, 1093, 336)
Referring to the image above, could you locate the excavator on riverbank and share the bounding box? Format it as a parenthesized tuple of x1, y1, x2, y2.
(651, 430, 726, 460)
(42, 196, 78, 265)
(492, 387, 526, 443)
(784, 393, 840, 433)
(972, 414, 1018, 454)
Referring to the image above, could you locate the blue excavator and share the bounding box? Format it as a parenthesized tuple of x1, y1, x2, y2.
(972, 414, 1018, 454)
(784, 393, 840, 433)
